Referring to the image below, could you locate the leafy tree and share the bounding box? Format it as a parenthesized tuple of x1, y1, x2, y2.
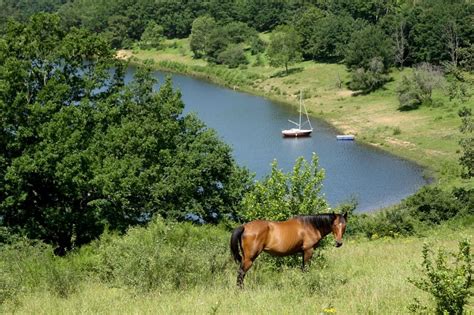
(267, 25, 302, 75)
(408, 0, 473, 66)
(139, 20, 164, 50)
(294, 8, 357, 62)
(0, 14, 252, 254)
(190, 15, 216, 58)
(249, 36, 266, 55)
(345, 24, 394, 70)
(239, 155, 327, 222)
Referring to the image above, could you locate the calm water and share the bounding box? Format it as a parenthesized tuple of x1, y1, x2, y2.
(125, 67, 427, 212)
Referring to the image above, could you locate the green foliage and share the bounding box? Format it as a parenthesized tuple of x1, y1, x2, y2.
(397, 63, 445, 110)
(95, 217, 231, 292)
(345, 24, 393, 70)
(351, 207, 416, 239)
(397, 74, 423, 110)
(348, 57, 390, 93)
(409, 240, 472, 315)
(217, 44, 248, 68)
(404, 186, 463, 225)
(190, 15, 216, 58)
(458, 107, 474, 178)
(0, 14, 252, 253)
(239, 155, 327, 222)
(139, 21, 164, 50)
(267, 25, 302, 75)
(294, 8, 358, 62)
(0, 239, 81, 303)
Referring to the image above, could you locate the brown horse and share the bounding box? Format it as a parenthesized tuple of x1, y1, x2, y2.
(230, 213, 348, 288)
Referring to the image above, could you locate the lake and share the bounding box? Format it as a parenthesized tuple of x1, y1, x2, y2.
(125, 67, 427, 212)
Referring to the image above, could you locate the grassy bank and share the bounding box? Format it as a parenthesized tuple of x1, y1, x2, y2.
(118, 38, 473, 187)
(1, 216, 473, 314)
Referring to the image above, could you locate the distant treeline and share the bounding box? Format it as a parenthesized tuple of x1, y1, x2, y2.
(1, 0, 472, 68)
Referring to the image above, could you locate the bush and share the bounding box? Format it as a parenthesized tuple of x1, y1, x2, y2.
(350, 206, 416, 239)
(348, 57, 389, 93)
(239, 154, 327, 222)
(404, 187, 462, 225)
(397, 63, 445, 110)
(217, 44, 248, 68)
(0, 240, 81, 302)
(95, 217, 231, 292)
(409, 240, 472, 314)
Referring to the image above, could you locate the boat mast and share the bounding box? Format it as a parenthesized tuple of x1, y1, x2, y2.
(299, 90, 302, 128)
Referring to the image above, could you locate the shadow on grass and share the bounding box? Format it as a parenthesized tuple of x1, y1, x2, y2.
(270, 67, 304, 78)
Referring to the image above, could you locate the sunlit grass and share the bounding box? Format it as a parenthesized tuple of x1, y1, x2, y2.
(3, 222, 472, 315)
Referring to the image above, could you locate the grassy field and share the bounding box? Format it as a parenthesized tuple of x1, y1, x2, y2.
(119, 37, 474, 187)
(1, 218, 472, 314)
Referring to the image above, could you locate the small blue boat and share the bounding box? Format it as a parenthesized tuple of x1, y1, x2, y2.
(336, 135, 355, 141)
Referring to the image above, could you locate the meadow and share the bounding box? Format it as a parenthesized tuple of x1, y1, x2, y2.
(1, 216, 472, 314)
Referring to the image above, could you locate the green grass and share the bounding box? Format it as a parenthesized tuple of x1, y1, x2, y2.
(2, 218, 473, 314)
(119, 38, 474, 187)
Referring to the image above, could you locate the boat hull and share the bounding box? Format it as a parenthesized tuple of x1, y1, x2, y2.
(282, 129, 312, 137)
(336, 135, 355, 141)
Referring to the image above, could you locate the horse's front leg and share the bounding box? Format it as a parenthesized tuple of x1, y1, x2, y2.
(301, 248, 314, 272)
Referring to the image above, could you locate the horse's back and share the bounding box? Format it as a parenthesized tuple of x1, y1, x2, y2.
(242, 218, 306, 256)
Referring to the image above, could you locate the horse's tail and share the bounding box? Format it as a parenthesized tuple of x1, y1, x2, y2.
(230, 225, 244, 264)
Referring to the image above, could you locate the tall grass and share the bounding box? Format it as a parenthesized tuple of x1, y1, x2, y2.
(1, 215, 473, 314)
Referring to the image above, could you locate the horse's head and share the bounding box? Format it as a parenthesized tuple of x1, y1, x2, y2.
(332, 212, 348, 247)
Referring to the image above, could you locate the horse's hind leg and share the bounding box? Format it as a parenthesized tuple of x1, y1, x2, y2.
(237, 234, 264, 289)
(237, 258, 253, 289)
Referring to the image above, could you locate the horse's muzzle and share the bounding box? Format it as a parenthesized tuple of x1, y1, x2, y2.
(335, 241, 343, 247)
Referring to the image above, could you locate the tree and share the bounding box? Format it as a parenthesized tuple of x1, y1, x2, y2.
(239, 154, 327, 222)
(393, 18, 408, 68)
(345, 24, 394, 70)
(267, 25, 302, 75)
(139, 20, 164, 50)
(0, 14, 252, 254)
(458, 107, 473, 178)
(189, 15, 216, 58)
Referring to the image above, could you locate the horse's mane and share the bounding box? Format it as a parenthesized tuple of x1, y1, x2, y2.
(296, 213, 337, 230)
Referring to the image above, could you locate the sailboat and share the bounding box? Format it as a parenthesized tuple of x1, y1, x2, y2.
(281, 91, 313, 137)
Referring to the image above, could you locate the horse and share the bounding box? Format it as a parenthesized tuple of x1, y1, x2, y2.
(230, 212, 348, 288)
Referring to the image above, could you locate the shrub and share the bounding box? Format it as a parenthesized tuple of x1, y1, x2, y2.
(397, 63, 446, 110)
(95, 217, 231, 292)
(0, 240, 81, 302)
(217, 44, 248, 68)
(350, 206, 416, 239)
(139, 21, 164, 50)
(404, 186, 462, 225)
(409, 240, 472, 314)
(239, 154, 327, 222)
(348, 57, 389, 93)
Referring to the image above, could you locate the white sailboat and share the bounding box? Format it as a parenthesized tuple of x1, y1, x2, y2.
(282, 92, 313, 137)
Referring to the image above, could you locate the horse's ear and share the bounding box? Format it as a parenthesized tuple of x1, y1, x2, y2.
(343, 212, 348, 220)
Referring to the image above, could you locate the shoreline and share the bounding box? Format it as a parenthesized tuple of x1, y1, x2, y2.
(119, 49, 468, 187)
